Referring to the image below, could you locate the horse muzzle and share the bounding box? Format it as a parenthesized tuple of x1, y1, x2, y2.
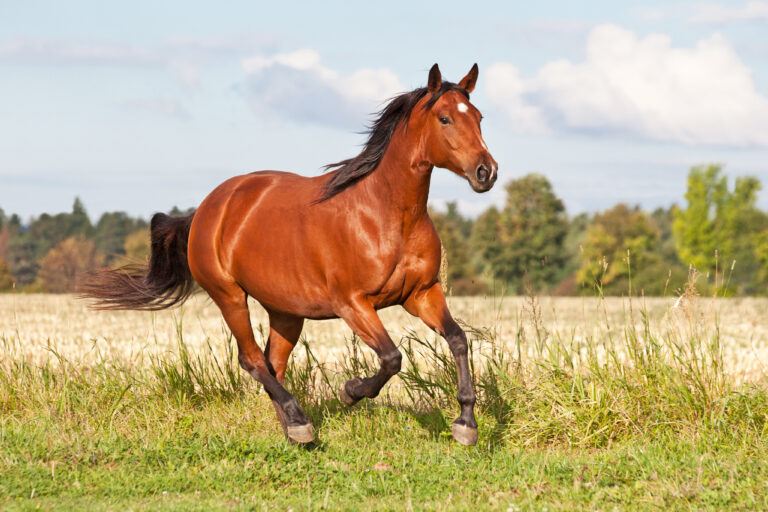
(467, 161, 498, 193)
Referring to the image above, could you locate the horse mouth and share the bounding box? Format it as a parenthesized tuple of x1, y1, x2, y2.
(467, 173, 496, 193)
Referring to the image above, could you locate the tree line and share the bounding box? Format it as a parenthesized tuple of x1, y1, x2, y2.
(0, 201, 194, 293)
(435, 164, 767, 296)
(1, 164, 766, 295)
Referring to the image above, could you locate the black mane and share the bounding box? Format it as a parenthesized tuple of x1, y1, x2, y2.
(318, 81, 468, 202)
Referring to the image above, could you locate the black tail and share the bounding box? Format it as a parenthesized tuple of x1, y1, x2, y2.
(78, 212, 196, 310)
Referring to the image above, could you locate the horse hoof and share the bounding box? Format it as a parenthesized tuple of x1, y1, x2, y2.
(286, 423, 315, 444)
(338, 384, 358, 406)
(451, 423, 478, 446)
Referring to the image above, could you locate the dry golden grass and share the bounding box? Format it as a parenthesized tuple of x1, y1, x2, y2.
(2, 292, 768, 383)
(4, 289, 768, 510)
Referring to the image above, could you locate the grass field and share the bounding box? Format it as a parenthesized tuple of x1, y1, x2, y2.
(2, 285, 768, 510)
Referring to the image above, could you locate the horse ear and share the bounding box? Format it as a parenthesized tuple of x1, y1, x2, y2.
(459, 63, 479, 93)
(427, 63, 442, 93)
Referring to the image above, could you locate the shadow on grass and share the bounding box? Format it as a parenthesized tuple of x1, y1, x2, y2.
(279, 335, 515, 448)
(293, 388, 513, 450)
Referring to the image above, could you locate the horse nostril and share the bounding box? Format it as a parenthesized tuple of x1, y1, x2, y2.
(477, 165, 489, 182)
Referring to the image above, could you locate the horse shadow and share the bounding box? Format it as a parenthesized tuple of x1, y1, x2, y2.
(294, 388, 515, 451)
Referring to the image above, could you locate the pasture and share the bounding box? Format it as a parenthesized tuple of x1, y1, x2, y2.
(2, 287, 768, 510)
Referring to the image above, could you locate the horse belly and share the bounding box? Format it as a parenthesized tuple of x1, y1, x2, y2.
(231, 239, 337, 319)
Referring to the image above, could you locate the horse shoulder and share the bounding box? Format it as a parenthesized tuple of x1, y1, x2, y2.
(403, 217, 442, 285)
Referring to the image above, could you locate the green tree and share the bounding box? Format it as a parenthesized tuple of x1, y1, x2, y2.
(69, 197, 93, 237)
(6, 199, 95, 286)
(431, 202, 475, 293)
(94, 212, 147, 264)
(0, 218, 13, 263)
(723, 176, 768, 293)
(6, 233, 40, 287)
(754, 232, 768, 289)
(673, 165, 723, 273)
(112, 228, 151, 266)
(470, 206, 503, 282)
(496, 174, 568, 294)
(674, 165, 768, 293)
(551, 213, 591, 296)
(578, 204, 671, 295)
(651, 206, 682, 268)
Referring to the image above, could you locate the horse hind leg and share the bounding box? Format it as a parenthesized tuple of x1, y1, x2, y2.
(209, 284, 314, 443)
(264, 312, 305, 440)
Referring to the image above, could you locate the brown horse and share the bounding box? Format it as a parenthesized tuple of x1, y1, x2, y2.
(80, 63, 498, 446)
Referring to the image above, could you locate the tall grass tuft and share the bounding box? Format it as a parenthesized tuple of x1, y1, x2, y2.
(149, 314, 247, 405)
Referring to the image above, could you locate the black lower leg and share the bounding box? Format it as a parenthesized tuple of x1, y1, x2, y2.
(445, 324, 477, 429)
(239, 355, 310, 427)
(344, 349, 402, 401)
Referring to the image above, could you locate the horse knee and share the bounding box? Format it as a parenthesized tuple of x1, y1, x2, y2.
(238, 353, 253, 372)
(381, 349, 402, 376)
(239, 352, 270, 379)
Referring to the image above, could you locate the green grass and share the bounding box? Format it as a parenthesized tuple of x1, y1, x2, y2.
(2, 284, 768, 510)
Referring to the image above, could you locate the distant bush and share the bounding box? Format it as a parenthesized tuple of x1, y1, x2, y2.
(0, 258, 14, 291)
(36, 236, 104, 293)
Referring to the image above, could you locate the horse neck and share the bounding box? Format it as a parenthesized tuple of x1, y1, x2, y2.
(360, 124, 433, 225)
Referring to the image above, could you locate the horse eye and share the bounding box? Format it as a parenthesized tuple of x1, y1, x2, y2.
(439, 116, 451, 125)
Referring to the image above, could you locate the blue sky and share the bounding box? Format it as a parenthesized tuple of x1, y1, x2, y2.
(2, 1, 768, 220)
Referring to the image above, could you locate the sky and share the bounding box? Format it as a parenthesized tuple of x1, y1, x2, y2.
(2, 0, 768, 221)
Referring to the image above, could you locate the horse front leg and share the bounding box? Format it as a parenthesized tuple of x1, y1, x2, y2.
(404, 282, 478, 446)
(336, 296, 402, 405)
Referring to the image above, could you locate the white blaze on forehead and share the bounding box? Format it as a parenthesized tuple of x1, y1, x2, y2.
(457, 102, 468, 113)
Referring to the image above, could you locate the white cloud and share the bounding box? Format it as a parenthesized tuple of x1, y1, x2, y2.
(243, 48, 326, 74)
(688, 1, 768, 23)
(486, 24, 768, 146)
(485, 63, 549, 135)
(240, 49, 404, 128)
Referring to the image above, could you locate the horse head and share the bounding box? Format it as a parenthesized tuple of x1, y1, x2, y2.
(419, 63, 498, 193)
